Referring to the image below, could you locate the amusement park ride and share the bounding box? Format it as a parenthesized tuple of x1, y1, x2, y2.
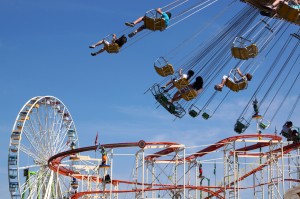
(7, 96, 300, 199)
(7, 0, 300, 198)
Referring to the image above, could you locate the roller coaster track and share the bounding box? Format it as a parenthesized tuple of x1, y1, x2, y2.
(48, 134, 300, 199)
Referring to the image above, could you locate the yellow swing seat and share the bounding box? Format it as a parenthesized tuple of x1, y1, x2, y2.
(277, 2, 300, 24)
(181, 89, 198, 101)
(231, 44, 258, 60)
(173, 78, 189, 90)
(104, 43, 120, 53)
(154, 64, 174, 77)
(144, 16, 166, 31)
(225, 78, 248, 92)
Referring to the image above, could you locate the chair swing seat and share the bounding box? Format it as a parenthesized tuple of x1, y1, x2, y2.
(234, 119, 249, 134)
(231, 44, 258, 60)
(277, 2, 300, 23)
(144, 16, 166, 31)
(149, 83, 185, 118)
(173, 78, 189, 90)
(225, 78, 248, 92)
(181, 89, 198, 101)
(189, 110, 199, 117)
(104, 43, 120, 53)
(154, 93, 186, 118)
(202, 112, 211, 120)
(188, 104, 201, 118)
(259, 122, 269, 130)
(154, 64, 174, 77)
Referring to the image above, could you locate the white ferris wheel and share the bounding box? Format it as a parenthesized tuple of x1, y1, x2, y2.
(8, 96, 79, 199)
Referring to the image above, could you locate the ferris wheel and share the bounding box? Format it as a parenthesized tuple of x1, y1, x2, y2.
(8, 96, 79, 199)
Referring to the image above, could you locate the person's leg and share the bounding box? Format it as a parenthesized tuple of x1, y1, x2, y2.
(219, 76, 228, 88)
(89, 40, 105, 48)
(165, 84, 175, 92)
(162, 80, 172, 89)
(272, 0, 282, 7)
(125, 16, 144, 27)
(91, 48, 105, 56)
(133, 16, 145, 25)
(128, 25, 146, 38)
(215, 75, 227, 91)
(162, 80, 176, 92)
(169, 91, 182, 103)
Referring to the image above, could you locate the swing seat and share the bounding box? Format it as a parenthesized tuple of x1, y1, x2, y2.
(104, 43, 120, 53)
(188, 104, 201, 118)
(231, 44, 258, 60)
(259, 122, 267, 129)
(202, 112, 210, 120)
(154, 64, 174, 77)
(189, 110, 199, 118)
(225, 78, 248, 92)
(154, 93, 186, 117)
(234, 120, 248, 134)
(181, 89, 198, 101)
(150, 84, 185, 118)
(173, 78, 189, 90)
(144, 16, 166, 31)
(155, 93, 169, 105)
(277, 2, 300, 23)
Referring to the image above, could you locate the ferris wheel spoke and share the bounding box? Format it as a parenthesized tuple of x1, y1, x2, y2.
(25, 113, 46, 149)
(19, 144, 43, 163)
(21, 128, 40, 154)
(23, 119, 39, 143)
(55, 123, 74, 154)
(48, 112, 64, 155)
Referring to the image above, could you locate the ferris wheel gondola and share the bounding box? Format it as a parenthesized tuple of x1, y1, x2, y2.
(8, 96, 79, 199)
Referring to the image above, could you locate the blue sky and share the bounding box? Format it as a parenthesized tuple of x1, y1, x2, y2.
(1, 0, 300, 198)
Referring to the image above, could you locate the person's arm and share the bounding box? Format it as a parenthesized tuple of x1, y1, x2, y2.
(156, 8, 163, 15)
(178, 68, 183, 77)
(112, 34, 117, 43)
(196, 88, 203, 95)
(236, 68, 244, 78)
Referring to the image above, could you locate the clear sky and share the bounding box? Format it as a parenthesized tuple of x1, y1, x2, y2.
(1, 0, 300, 198)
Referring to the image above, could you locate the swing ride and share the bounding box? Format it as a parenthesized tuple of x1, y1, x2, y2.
(142, 0, 300, 129)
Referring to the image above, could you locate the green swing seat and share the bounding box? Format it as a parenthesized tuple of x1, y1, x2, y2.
(234, 119, 249, 134)
(202, 112, 210, 120)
